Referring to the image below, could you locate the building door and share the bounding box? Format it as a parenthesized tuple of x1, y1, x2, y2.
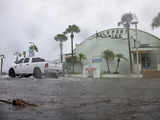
(141, 53, 157, 70)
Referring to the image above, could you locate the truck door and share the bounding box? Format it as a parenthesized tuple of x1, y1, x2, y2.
(22, 58, 31, 74)
(14, 58, 24, 74)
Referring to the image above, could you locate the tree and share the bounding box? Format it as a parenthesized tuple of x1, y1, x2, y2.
(115, 53, 127, 73)
(30, 44, 38, 52)
(64, 24, 80, 72)
(103, 49, 114, 73)
(151, 12, 160, 29)
(29, 43, 38, 57)
(65, 55, 78, 73)
(79, 53, 86, 63)
(54, 33, 67, 63)
(0, 54, 5, 74)
(64, 24, 80, 57)
(118, 12, 134, 73)
(78, 53, 87, 73)
(65, 55, 78, 64)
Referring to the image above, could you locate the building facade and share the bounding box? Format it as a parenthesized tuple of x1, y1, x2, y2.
(75, 28, 160, 77)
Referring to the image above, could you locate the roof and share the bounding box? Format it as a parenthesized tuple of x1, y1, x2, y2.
(77, 28, 160, 47)
(139, 44, 160, 48)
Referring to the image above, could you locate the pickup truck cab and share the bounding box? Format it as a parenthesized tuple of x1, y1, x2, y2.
(8, 57, 49, 78)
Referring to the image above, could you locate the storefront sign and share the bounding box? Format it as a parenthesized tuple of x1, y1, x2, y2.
(96, 29, 128, 40)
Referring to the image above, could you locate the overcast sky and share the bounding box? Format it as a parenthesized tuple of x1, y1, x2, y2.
(0, 0, 160, 71)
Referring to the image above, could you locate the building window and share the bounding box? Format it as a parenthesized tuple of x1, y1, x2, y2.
(119, 34, 122, 38)
(125, 30, 128, 34)
(115, 34, 118, 39)
(120, 29, 123, 33)
(116, 30, 119, 33)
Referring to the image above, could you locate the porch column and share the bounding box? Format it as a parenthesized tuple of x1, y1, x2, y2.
(157, 55, 160, 71)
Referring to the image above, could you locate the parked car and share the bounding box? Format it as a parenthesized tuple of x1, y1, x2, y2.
(8, 57, 60, 79)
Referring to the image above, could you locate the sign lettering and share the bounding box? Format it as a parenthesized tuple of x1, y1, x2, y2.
(96, 29, 128, 40)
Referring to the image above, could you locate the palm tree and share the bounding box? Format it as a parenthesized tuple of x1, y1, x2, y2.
(0, 54, 5, 74)
(78, 53, 87, 73)
(103, 49, 114, 73)
(54, 33, 67, 63)
(118, 12, 134, 73)
(151, 12, 160, 29)
(29, 43, 38, 57)
(64, 24, 80, 72)
(64, 24, 80, 57)
(115, 53, 127, 73)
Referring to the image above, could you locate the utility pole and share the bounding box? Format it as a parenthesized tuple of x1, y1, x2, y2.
(131, 14, 139, 73)
(127, 24, 133, 73)
(0, 55, 5, 75)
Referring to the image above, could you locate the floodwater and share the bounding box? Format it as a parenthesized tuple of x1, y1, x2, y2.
(1, 77, 160, 120)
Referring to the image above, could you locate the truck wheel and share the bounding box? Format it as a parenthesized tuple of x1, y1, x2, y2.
(9, 68, 16, 78)
(33, 68, 41, 79)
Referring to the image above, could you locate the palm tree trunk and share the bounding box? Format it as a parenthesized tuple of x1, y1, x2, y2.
(106, 60, 110, 73)
(60, 42, 63, 63)
(127, 26, 133, 73)
(80, 58, 82, 73)
(116, 59, 120, 73)
(71, 33, 74, 57)
(70, 32, 74, 72)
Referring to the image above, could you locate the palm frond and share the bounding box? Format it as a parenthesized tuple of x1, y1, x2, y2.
(64, 24, 80, 34)
(151, 12, 160, 29)
(30, 44, 39, 52)
(54, 33, 68, 42)
(103, 49, 114, 60)
(116, 53, 127, 60)
(118, 12, 134, 27)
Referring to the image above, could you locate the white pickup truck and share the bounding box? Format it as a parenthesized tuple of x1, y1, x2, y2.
(45, 61, 63, 77)
(8, 57, 61, 78)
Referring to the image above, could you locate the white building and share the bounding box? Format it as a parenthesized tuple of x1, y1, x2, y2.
(75, 28, 160, 77)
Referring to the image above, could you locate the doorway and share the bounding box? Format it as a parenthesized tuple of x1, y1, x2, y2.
(141, 53, 157, 70)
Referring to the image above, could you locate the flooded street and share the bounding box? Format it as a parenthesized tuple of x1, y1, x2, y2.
(1, 77, 160, 120)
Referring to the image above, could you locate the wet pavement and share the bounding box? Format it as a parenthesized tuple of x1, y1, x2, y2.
(1, 77, 160, 120)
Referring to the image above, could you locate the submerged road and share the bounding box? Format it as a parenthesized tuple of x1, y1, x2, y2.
(0, 77, 160, 120)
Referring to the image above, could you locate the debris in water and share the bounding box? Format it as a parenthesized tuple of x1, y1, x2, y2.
(0, 99, 38, 107)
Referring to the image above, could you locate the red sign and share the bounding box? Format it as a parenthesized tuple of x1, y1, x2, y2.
(85, 67, 96, 72)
